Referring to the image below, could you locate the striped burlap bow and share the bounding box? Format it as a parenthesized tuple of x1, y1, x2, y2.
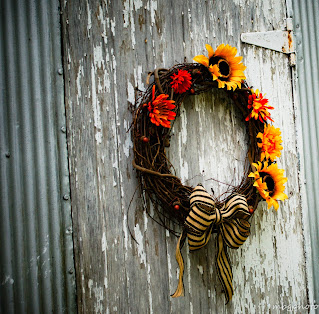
(171, 184, 251, 303)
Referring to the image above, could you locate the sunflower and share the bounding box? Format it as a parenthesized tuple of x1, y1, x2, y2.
(248, 161, 288, 210)
(147, 85, 176, 128)
(257, 125, 283, 161)
(245, 89, 274, 123)
(170, 69, 192, 94)
(193, 44, 246, 90)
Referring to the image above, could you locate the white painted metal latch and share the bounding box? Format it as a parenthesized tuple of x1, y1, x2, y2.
(241, 18, 296, 66)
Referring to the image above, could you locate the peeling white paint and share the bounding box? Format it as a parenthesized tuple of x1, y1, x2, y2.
(110, 18, 116, 36)
(167, 252, 172, 280)
(122, 201, 129, 251)
(123, 136, 133, 158)
(93, 44, 104, 68)
(133, 0, 143, 10)
(88, 279, 93, 298)
(188, 9, 193, 40)
(93, 284, 104, 313)
(134, 65, 145, 91)
(197, 265, 204, 275)
(147, 264, 153, 314)
(150, 0, 157, 26)
(76, 61, 84, 99)
(101, 232, 108, 290)
(127, 81, 135, 104)
(180, 105, 187, 145)
(134, 224, 146, 265)
(91, 64, 102, 144)
(86, 0, 92, 38)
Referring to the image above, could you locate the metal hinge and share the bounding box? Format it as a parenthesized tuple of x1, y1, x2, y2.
(241, 18, 296, 66)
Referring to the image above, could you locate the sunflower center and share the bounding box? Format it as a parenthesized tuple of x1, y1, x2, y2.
(209, 56, 230, 79)
(260, 173, 275, 196)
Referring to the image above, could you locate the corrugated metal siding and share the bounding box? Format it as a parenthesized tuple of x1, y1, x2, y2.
(292, 0, 319, 304)
(0, 0, 76, 313)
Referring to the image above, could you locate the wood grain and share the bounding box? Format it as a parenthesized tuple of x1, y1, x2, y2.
(60, 0, 308, 312)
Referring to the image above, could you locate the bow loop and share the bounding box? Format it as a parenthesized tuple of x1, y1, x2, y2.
(221, 193, 251, 220)
(189, 183, 216, 212)
(172, 184, 251, 303)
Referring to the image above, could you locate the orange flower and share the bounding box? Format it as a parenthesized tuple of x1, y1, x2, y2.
(245, 89, 274, 123)
(248, 161, 288, 210)
(257, 125, 283, 161)
(193, 44, 246, 90)
(147, 85, 176, 128)
(170, 69, 192, 94)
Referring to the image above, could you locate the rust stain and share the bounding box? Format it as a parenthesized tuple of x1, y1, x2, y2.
(288, 31, 293, 51)
(282, 31, 293, 53)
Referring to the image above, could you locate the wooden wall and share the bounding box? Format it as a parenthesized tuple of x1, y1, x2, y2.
(60, 0, 308, 312)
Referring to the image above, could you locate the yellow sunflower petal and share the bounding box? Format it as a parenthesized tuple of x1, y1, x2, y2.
(217, 80, 225, 88)
(214, 44, 225, 56)
(205, 44, 214, 58)
(228, 56, 243, 64)
(209, 64, 220, 80)
(266, 198, 279, 210)
(274, 192, 288, 201)
(193, 55, 209, 67)
(252, 162, 260, 170)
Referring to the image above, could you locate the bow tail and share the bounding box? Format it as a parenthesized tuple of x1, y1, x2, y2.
(171, 229, 187, 297)
(172, 226, 214, 297)
(216, 233, 234, 304)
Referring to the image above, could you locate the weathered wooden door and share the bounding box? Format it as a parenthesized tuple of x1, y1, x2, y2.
(61, 0, 308, 312)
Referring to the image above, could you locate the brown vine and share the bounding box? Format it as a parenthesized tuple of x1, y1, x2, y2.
(132, 63, 263, 231)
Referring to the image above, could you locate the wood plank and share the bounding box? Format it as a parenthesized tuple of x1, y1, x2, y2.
(61, 0, 308, 312)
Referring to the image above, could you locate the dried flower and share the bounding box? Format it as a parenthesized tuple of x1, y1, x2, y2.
(170, 69, 192, 94)
(257, 125, 283, 161)
(147, 85, 176, 128)
(245, 89, 274, 123)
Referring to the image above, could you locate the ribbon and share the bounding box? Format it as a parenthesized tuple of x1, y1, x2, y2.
(171, 184, 251, 303)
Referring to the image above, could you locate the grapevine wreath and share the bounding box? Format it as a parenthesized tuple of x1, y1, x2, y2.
(131, 44, 288, 303)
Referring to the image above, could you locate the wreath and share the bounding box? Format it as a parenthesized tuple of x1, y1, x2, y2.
(131, 44, 288, 303)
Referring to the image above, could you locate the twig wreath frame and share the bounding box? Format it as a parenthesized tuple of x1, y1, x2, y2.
(131, 44, 288, 303)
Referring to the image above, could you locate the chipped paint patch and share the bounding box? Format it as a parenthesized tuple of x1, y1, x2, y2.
(86, 0, 92, 37)
(197, 265, 204, 275)
(134, 65, 145, 91)
(102, 232, 108, 289)
(91, 64, 102, 144)
(76, 61, 84, 99)
(93, 284, 104, 313)
(123, 136, 133, 158)
(93, 44, 104, 68)
(149, 0, 157, 26)
(133, 224, 146, 265)
(127, 81, 135, 104)
(88, 279, 93, 298)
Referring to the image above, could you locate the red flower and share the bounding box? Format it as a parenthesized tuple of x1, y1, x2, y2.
(245, 89, 274, 123)
(170, 69, 192, 94)
(147, 85, 176, 128)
